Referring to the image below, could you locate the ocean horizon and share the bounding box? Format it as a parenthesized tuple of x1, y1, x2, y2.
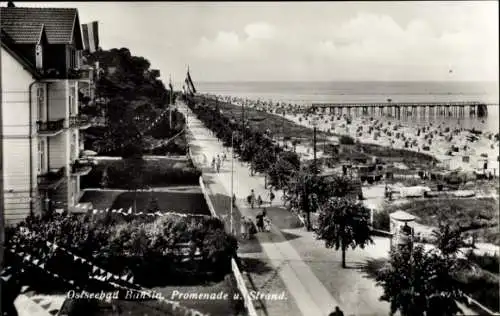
(193, 80, 499, 133)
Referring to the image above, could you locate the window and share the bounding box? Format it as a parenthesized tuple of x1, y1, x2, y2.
(37, 139, 46, 174)
(36, 86, 45, 121)
(69, 85, 78, 115)
(71, 133, 77, 160)
(69, 95, 75, 116)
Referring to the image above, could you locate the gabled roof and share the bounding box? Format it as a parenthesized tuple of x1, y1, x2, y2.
(1, 29, 40, 77)
(0, 22, 45, 44)
(0, 7, 83, 48)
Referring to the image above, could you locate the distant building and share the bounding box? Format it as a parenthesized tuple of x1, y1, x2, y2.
(1, 6, 98, 224)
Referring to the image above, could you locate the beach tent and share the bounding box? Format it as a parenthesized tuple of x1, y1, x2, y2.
(399, 186, 431, 198)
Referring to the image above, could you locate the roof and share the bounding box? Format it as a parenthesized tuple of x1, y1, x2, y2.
(0, 22, 45, 43)
(0, 7, 82, 47)
(389, 210, 417, 222)
(1, 29, 40, 77)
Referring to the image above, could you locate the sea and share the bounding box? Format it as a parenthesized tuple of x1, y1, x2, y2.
(196, 81, 499, 133)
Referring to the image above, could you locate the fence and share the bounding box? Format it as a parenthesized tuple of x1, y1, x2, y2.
(231, 258, 258, 316)
(199, 176, 217, 218)
(198, 176, 258, 316)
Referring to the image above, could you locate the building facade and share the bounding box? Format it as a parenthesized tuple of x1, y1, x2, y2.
(1, 6, 97, 224)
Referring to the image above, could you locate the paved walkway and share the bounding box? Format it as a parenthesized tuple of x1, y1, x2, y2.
(181, 102, 341, 316)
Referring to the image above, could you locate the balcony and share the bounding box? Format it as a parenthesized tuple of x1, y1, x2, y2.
(71, 160, 93, 176)
(37, 119, 65, 136)
(38, 167, 66, 190)
(69, 67, 95, 83)
(69, 115, 91, 130)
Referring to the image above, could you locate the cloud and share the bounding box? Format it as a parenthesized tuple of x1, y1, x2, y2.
(193, 22, 276, 61)
(190, 7, 497, 81)
(244, 22, 276, 40)
(310, 12, 498, 81)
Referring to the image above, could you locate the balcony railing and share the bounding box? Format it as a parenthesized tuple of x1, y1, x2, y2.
(37, 119, 65, 136)
(71, 160, 93, 176)
(38, 167, 66, 190)
(69, 115, 91, 129)
(69, 67, 94, 83)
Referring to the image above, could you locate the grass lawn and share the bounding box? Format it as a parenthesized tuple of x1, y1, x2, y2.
(383, 197, 499, 245)
(81, 158, 200, 189)
(198, 96, 330, 142)
(110, 191, 210, 215)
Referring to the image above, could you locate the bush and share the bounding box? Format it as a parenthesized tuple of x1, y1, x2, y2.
(372, 209, 390, 231)
(6, 213, 237, 290)
(339, 135, 355, 145)
(466, 251, 499, 274)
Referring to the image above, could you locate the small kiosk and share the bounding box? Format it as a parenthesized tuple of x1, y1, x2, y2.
(390, 210, 416, 249)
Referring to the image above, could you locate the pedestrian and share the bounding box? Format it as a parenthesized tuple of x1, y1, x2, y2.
(232, 193, 237, 208)
(329, 306, 345, 316)
(263, 210, 271, 232)
(240, 216, 248, 240)
(250, 189, 256, 209)
(257, 195, 263, 208)
(216, 159, 221, 173)
(269, 189, 275, 206)
(211, 157, 216, 170)
(256, 210, 264, 232)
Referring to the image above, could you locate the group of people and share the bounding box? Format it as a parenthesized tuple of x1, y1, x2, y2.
(238, 189, 275, 239)
(211, 152, 226, 173)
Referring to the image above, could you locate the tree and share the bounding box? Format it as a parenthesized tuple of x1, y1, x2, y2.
(432, 223, 463, 258)
(315, 198, 372, 268)
(376, 240, 465, 316)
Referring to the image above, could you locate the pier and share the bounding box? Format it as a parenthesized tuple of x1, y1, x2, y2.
(309, 101, 490, 119)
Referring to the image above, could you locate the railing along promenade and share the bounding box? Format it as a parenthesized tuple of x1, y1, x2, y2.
(309, 101, 492, 118)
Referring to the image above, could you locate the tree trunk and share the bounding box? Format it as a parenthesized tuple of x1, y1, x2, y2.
(134, 190, 137, 212)
(341, 244, 347, 268)
(306, 211, 311, 231)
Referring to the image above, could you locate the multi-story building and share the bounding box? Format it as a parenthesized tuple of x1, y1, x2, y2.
(1, 6, 97, 224)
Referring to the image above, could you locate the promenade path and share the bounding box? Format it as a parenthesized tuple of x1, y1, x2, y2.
(181, 101, 342, 316)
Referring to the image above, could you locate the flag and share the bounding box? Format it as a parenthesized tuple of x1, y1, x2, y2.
(169, 75, 174, 92)
(82, 21, 100, 53)
(185, 68, 197, 94)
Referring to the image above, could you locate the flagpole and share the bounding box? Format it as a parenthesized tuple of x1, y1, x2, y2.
(169, 75, 173, 128)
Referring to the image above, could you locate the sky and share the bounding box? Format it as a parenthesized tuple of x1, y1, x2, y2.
(5, 1, 499, 84)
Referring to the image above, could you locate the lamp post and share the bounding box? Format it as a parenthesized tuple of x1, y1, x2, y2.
(311, 117, 318, 173)
(230, 131, 235, 234)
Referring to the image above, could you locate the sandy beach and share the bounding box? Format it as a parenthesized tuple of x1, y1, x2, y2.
(213, 94, 500, 175)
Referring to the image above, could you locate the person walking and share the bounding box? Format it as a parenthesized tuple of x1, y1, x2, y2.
(256, 209, 265, 232)
(211, 157, 216, 171)
(263, 209, 271, 232)
(232, 193, 237, 208)
(329, 306, 345, 316)
(240, 216, 248, 240)
(249, 189, 256, 209)
(216, 158, 221, 173)
(257, 195, 263, 208)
